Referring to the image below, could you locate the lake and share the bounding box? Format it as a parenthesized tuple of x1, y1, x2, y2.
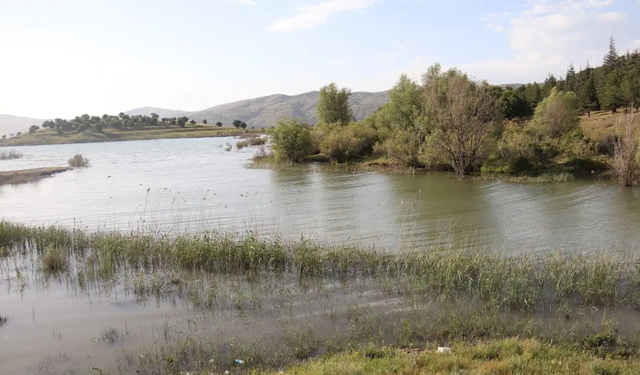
(1, 137, 639, 253)
(2, 136, 640, 374)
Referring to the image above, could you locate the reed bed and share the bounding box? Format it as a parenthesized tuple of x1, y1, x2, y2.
(3, 220, 640, 374)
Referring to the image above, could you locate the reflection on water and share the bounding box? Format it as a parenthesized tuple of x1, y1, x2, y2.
(1, 137, 640, 252)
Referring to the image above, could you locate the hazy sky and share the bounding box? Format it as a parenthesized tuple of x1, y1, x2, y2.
(0, 0, 638, 118)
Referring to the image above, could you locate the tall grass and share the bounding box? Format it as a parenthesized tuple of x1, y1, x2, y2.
(0, 150, 23, 160)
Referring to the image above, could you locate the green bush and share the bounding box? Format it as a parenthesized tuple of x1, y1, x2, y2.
(269, 118, 315, 163)
(373, 130, 422, 167)
(318, 122, 379, 162)
(68, 154, 90, 168)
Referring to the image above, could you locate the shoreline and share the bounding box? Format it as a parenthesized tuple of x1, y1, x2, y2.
(0, 126, 263, 147)
(0, 167, 71, 186)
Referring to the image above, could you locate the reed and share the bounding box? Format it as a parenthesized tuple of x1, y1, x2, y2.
(0, 150, 23, 160)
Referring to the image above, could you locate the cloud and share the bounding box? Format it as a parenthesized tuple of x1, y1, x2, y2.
(482, 12, 509, 33)
(223, 0, 257, 5)
(378, 45, 420, 65)
(268, 0, 380, 32)
(630, 40, 640, 51)
(462, 0, 630, 83)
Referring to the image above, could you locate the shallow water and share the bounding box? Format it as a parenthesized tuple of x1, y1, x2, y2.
(1, 137, 640, 252)
(2, 137, 640, 373)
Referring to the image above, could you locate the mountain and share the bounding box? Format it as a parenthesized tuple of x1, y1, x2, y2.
(125, 107, 189, 118)
(125, 91, 390, 128)
(0, 114, 46, 137)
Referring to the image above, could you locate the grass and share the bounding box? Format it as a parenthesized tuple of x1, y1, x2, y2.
(237, 136, 267, 149)
(67, 153, 90, 167)
(0, 167, 71, 186)
(472, 172, 576, 183)
(267, 338, 640, 375)
(0, 125, 263, 147)
(0, 150, 23, 160)
(4, 220, 640, 373)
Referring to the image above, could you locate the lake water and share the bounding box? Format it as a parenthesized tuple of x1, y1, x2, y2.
(2, 136, 640, 253)
(3, 136, 640, 374)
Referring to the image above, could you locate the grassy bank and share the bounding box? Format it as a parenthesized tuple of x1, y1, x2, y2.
(3, 221, 640, 373)
(270, 338, 640, 375)
(0, 167, 71, 186)
(0, 125, 263, 147)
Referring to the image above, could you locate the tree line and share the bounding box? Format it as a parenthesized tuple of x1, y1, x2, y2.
(269, 38, 640, 185)
(11, 113, 250, 137)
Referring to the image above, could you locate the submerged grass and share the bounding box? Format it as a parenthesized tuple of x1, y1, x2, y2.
(4, 220, 640, 373)
(0, 150, 23, 160)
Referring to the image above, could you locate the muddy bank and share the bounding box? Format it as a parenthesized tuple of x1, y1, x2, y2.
(0, 167, 71, 186)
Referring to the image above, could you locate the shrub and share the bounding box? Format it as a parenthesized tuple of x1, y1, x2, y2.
(531, 87, 580, 139)
(612, 114, 639, 186)
(318, 122, 379, 162)
(0, 150, 23, 160)
(269, 117, 314, 163)
(41, 247, 68, 274)
(68, 154, 90, 168)
(374, 130, 422, 167)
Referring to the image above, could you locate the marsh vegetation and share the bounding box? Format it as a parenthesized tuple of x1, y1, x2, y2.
(3, 221, 640, 373)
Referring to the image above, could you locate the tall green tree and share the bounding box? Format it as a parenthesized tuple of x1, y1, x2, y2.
(233, 120, 242, 129)
(600, 69, 624, 114)
(579, 71, 599, 116)
(316, 83, 353, 125)
(603, 36, 618, 70)
(541, 74, 558, 99)
(524, 83, 542, 111)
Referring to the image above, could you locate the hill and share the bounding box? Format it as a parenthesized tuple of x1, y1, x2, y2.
(124, 107, 189, 118)
(0, 114, 46, 137)
(125, 91, 390, 128)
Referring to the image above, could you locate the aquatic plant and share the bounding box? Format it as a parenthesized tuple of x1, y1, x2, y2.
(0, 150, 23, 160)
(68, 153, 90, 167)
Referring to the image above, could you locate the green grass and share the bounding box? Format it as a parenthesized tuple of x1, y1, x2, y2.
(265, 338, 640, 375)
(0, 125, 263, 147)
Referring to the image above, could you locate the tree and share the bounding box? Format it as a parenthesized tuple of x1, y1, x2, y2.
(269, 117, 315, 162)
(29, 125, 39, 135)
(2, 135, 6, 140)
(532, 87, 580, 138)
(565, 64, 577, 92)
(375, 74, 422, 133)
(240, 122, 247, 130)
(233, 120, 242, 129)
(499, 90, 530, 119)
(94, 124, 104, 133)
(202, 119, 208, 124)
(190, 120, 196, 125)
(317, 83, 353, 124)
(421, 64, 504, 175)
(579, 72, 599, 116)
(601, 69, 624, 114)
(604, 36, 618, 69)
(524, 83, 542, 111)
(541, 74, 558, 99)
(612, 114, 639, 186)
(216, 122, 222, 127)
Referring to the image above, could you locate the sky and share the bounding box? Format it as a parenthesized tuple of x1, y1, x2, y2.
(0, 0, 638, 119)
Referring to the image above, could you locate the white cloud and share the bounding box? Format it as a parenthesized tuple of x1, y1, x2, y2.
(268, 0, 380, 32)
(462, 0, 630, 83)
(482, 12, 509, 33)
(630, 40, 640, 51)
(223, 0, 257, 5)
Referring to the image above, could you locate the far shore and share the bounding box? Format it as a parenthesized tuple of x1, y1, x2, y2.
(0, 125, 263, 147)
(0, 167, 71, 186)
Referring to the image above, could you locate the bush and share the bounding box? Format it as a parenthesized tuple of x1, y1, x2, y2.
(0, 150, 23, 160)
(531, 87, 580, 139)
(41, 247, 68, 274)
(317, 122, 379, 162)
(374, 130, 422, 167)
(68, 154, 90, 168)
(268, 117, 314, 163)
(236, 137, 266, 149)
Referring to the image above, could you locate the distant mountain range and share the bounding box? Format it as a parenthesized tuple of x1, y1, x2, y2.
(125, 91, 390, 128)
(0, 114, 46, 137)
(1, 84, 524, 135)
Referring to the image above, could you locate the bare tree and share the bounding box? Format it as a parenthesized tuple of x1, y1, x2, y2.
(422, 65, 503, 175)
(613, 114, 639, 187)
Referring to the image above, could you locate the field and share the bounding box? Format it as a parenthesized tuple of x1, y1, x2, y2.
(0, 124, 262, 147)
